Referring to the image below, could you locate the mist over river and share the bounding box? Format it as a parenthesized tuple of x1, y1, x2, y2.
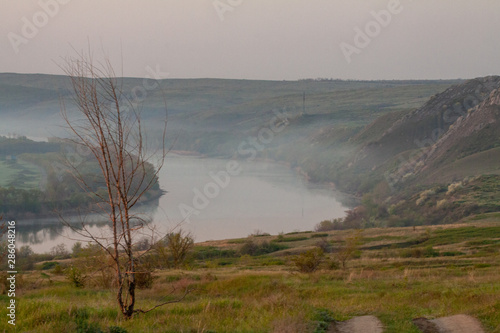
(16, 155, 350, 253)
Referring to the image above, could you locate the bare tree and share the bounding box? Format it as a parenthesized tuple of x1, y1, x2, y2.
(58, 51, 180, 318)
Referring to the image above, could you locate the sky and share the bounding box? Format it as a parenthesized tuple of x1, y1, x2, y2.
(1, 0, 500, 81)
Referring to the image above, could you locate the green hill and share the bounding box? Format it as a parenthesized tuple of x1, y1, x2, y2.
(4, 73, 500, 227)
(0, 73, 457, 144)
(329, 77, 500, 228)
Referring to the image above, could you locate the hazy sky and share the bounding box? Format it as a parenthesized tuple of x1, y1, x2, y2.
(1, 0, 500, 80)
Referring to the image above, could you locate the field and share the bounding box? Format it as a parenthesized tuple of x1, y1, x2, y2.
(1, 216, 499, 332)
(0, 159, 42, 189)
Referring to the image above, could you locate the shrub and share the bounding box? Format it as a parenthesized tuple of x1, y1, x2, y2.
(165, 231, 194, 268)
(250, 230, 270, 237)
(65, 266, 86, 288)
(273, 236, 308, 242)
(41, 261, 58, 270)
(133, 237, 151, 251)
(18, 245, 34, 258)
(52, 264, 64, 275)
(135, 259, 157, 289)
(51, 243, 70, 259)
(315, 218, 343, 231)
(416, 189, 436, 206)
(437, 199, 448, 209)
(333, 230, 363, 269)
(315, 238, 332, 253)
(315, 220, 334, 231)
(240, 240, 287, 256)
(327, 260, 340, 270)
(291, 248, 324, 273)
(192, 246, 238, 260)
(311, 233, 329, 238)
(447, 181, 463, 195)
(313, 308, 336, 333)
(72, 242, 83, 258)
(73, 243, 115, 288)
(423, 246, 439, 257)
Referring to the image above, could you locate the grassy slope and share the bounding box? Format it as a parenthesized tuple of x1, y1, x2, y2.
(0, 159, 42, 189)
(421, 147, 500, 184)
(2, 218, 499, 332)
(0, 74, 459, 197)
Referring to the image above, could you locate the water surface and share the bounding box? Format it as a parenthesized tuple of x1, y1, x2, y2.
(16, 155, 349, 252)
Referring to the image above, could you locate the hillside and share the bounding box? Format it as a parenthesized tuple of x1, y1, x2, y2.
(334, 76, 500, 192)
(2, 73, 500, 228)
(331, 77, 500, 229)
(4, 218, 500, 332)
(0, 136, 162, 219)
(413, 88, 500, 184)
(0, 73, 456, 148)
(0, 73, 458, 196)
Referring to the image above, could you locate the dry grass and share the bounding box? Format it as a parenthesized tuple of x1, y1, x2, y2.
(2, 220, 499, 332)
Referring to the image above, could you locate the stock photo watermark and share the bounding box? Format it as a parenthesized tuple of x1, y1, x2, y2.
(8, 0, 72, 54)
(213, 0, 243, 22)
(178, 107, 290, 223)
(6, 220, 17, 326)
(340, 0, 404, 64)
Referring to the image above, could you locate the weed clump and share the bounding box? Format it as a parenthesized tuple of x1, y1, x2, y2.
(65, 266, 86, 288)
(292, 248, 324, 273)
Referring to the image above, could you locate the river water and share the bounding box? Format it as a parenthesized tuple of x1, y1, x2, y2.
(16, 155, 350, 252)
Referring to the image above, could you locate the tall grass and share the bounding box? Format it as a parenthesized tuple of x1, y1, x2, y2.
(2, 222, 499, 332)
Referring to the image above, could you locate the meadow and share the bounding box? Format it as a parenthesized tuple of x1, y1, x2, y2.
(1, 215, 499, 332)
(0, 159, 42, 190)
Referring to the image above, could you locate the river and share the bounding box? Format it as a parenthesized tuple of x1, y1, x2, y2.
(15, 155, 350, 253)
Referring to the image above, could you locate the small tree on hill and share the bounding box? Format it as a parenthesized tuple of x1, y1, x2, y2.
(165, 231, 194, 269)
(292, 247, 324, 273)
(334, 230, 363, 269)
(59, 51, 186, 318)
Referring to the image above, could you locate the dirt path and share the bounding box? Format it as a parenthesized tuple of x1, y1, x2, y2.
(332, 315, 384, 333)
(413, 314, 485, 333)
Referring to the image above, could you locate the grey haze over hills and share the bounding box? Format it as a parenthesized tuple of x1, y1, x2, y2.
(2, 72, 500, 228)
(0, 73, 457, 145)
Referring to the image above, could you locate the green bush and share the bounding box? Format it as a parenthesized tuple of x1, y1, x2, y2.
(315, 218, 343, 231)
(313, 308, 336, 333)
(192, 246, 239, 260)
(52, 264, 64, 275)
(291, 248, 324, 273)
(135, 262, 156, 289)
(311, 233, 329, 238)
(65, 266, 86, 288)
(41, 261, 58, 270)
(165, 231, 194, 268)
(240, 240, 287, 256)
(274, 236, 308, 242)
